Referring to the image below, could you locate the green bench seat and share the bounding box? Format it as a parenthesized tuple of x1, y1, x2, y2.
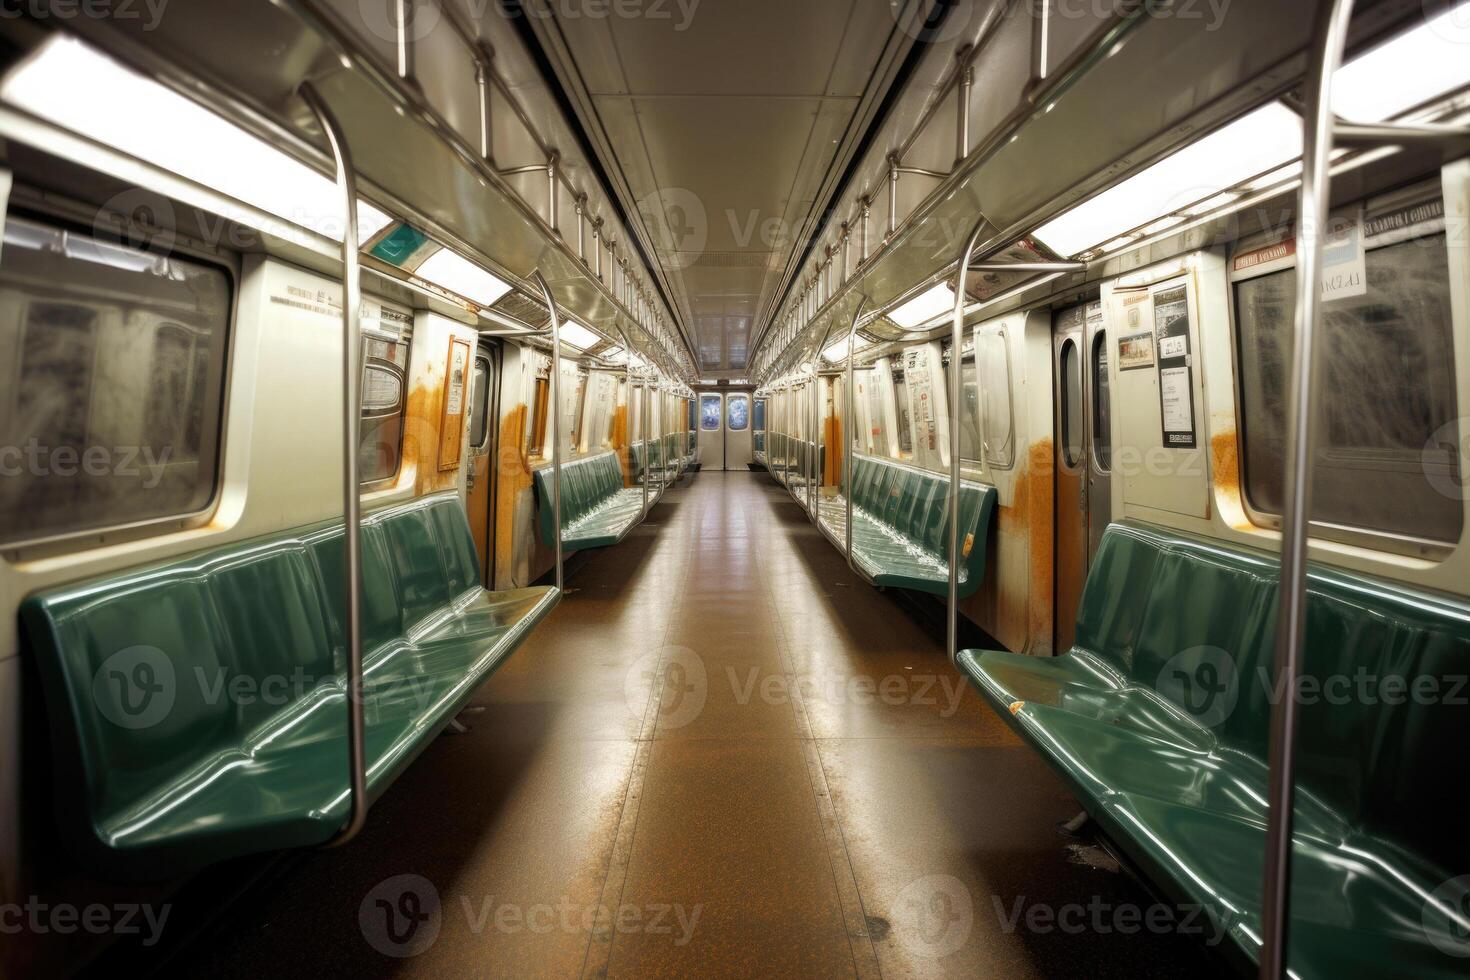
(534, 451, 645, 552)
(817, 454, 995, 598)
(957, 521, 1470, 976)
(20, 494, 558, 881)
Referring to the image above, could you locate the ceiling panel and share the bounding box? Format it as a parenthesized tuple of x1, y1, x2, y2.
(545, 0, 904, 375)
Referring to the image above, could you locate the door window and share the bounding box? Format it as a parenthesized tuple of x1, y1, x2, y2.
(727, 394, 750, 431)
(700, 394, 722, 431)
(1060, 337, 1083, 468)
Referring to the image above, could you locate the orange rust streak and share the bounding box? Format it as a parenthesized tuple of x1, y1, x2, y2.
(1211, 428, 1255, 531)
(1008, 438, 1055, 657)
(611, 404, 630, 485)
(494, 404, 531, 588)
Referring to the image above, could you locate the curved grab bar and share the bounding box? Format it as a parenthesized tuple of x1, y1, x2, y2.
(300, 82, 368, 849)
(528, 271, 564, 595)
(947, 217, 989, 666)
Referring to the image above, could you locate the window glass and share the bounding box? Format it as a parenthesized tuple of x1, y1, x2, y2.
(689, 398, 697, 430)
(861, 368, 887, 454)
(700, 394, 722, 431)
(958, 355, 982, 462)
(1092, 331, 1111, 471)
(470, 354, 491, 449)
(360, 334, 410, 485)
(727, 394, 750, 431)
(1234, 234, 1461, 542)
(754, 398, 766, 431)
(570, 372, 588, 451)
(0, 217, 229, 544)
(1060, 338, 1083, 468)
(976, 327, 1014, 468)
(892, 369, 913, 455)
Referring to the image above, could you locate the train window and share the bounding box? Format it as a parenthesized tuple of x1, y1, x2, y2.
(360, 335, 410, 486)
(892, 368, 913, 455)
(0, 217, 229, 546)
(470, 353, 491, 449)
(1060, 337, 1083, 468)
(728, 394, 750, 431)
(958, 354, 982, 462)
(976, 327, 1014, 468)
(1234, 232, 1461, 544)
(1092, 331, 1111, 471)
(700, 394, 722, 431)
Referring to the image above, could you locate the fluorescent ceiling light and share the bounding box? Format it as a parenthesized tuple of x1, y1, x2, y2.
(822, 333, 872, 362)
(1333, 2, 1470, 121)
(357, 203, 394, 242)
(888, 283, 956, 329)
(600, 346, 625, 361)
(0, 36, 393, 244)
(1033, 103, 1302, 256)
(414, 247, 512, 307)
(557, 320, 602, 351)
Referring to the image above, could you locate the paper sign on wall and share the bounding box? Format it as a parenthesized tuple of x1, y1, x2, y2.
(1321, 211, 1367, 301)
(1153, 284, 1197, 449)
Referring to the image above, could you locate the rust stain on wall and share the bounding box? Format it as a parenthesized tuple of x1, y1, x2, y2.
(998, 438, 1055, 657)
(1211, 427, 1255, 531)
(611, 404, 630, 485)
(494, 403, 531, 583)
(405, 376, 451, 496)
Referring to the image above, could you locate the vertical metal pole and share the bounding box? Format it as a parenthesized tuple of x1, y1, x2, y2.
(301, 83, 367, 847)
(476, 53, 494, 163)
(888, 157, 899, 238)
(956, 52, 973, 165)
(530, 272, 564, 595)
(576, 196, 586, 262)
(393, 0, 414, 79)
(949, 218, 987, 665)
(1259, 0, 1352, 975)
(547, 153, 559, 237)
(843, 298, 865, 574)
(861, 200, 871, 262)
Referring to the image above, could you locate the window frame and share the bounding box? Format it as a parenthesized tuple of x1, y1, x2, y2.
(0, 200, 239, 556)
(1225, 180, 1462, 559)
(358, 328, 413, 491)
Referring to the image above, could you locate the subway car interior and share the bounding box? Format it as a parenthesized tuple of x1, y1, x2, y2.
(1, 0, 1469, 976)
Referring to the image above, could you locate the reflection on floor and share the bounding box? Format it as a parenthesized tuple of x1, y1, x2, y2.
(172, 472, 1218, 978)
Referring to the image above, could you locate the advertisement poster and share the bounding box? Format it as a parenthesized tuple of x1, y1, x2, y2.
(1118, 332, 1155, 371)
(1153, 284, 1196, 449)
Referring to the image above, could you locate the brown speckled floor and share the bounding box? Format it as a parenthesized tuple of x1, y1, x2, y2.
(164, 472, 1219, 978)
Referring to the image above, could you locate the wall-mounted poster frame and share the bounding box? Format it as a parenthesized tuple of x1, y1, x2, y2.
(439, 336, 472, 470)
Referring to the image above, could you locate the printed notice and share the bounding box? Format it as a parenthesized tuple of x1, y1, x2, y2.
(1160, 367, 1194, 436)
(446, 345, 468, 416)
(1153, 284, 1197, 449)
(1118, 331, 1155, 371)
(1321, 212, 1367, 301)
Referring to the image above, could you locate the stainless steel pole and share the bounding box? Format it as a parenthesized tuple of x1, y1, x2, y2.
(1259, 0, 1354, 974)
(530, 272, 564, 595)
(301, 83, 368, 848)
(843, 298, 867, 575)
(949, 218, 988, 666)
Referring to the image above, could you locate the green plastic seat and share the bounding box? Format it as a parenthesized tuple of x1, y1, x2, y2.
(957, 521, 1470, 976)
(20, 494, 558, 881)
(534, 451, 645, 552)
(816, 454, 996, 598)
